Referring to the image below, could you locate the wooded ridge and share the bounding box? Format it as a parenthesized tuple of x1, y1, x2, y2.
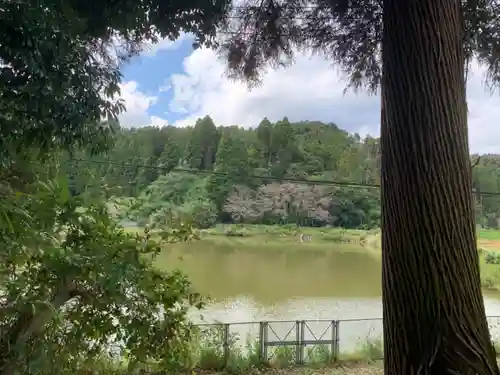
(62, 115, 500, 230)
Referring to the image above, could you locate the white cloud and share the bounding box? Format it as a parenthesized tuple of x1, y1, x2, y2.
(117, 81, 168, 127)
(159, 83, 171, 93)
(168, 48, 500, 154)
(151, 115, 169, 127)
(141, 33, 189, 57)
(464, 63, 500, 154)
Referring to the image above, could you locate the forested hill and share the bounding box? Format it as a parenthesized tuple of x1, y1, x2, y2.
(62, 115, 500, 230)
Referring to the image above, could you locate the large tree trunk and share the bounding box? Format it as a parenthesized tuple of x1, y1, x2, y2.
(381, 0, 500, 374)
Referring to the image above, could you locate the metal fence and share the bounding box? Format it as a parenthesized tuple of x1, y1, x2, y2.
(193, 316, 500, 366)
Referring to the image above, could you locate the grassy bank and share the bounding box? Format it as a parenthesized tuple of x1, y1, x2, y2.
(124, 223, 376, 246)
(73, 323, 500, 375)
(80, 325, 385, 375)
(129, 223, 500, 254)
(123, 224, 381, 259)
(476, 230, 500, 292)
(197, 224, 380, 254)
(187, 325, 384, 372)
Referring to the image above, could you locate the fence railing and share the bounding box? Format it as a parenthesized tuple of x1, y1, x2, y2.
(192, 316, 500, 367)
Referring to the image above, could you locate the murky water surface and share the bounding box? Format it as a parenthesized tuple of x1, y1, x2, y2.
(156, 239, 500, 351)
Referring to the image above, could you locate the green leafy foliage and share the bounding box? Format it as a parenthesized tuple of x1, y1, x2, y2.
(473, 156, 500, 228)
(0, 0, 231, 156)
(129, 173, 217, 229)
(0, 177, 203, 375)
(485, 251, 500, 265)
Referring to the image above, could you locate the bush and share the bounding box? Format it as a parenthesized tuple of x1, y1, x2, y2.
(485, 251, 500, 264)
(224, 227, 249, 237)
(186, 199, 218, 229)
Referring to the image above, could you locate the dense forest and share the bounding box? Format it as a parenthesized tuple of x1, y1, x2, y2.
(62, 116, 500, 230)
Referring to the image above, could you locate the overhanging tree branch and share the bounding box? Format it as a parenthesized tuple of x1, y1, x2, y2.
(0, 280, 98, 375)
(217, 0, 500, 91)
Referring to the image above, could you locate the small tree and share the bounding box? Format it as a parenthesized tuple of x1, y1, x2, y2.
(0, 2, 234, 374)
(129, 173, 206, 221)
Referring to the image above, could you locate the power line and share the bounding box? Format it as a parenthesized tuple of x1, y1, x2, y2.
(69, 158, 379, 189)
(229, 5, 319, 11)
(67, 157, 500, 198)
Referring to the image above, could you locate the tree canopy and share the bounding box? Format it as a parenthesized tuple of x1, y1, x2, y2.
(215, 0, 500, 90)
(0, 0, 230, 154)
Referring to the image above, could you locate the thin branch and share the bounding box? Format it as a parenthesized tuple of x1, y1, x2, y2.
(471, 156, 481, 169)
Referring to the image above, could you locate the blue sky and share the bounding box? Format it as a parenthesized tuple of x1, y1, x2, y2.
(116, 35, 500, 153)
(120, 36, 195, 125)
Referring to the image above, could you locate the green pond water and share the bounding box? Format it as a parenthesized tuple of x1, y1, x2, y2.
(156, 240, 500, 352)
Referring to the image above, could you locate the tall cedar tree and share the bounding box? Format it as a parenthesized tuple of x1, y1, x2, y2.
(214, 0, 500, 373)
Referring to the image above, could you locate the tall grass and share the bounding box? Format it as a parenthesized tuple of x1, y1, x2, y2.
(187, 327, 499, 374)
(69, 324, 386, 375)
(177, 325, 384, 373)
(479, 229, 500, 241)
(70, 333, 500, 375)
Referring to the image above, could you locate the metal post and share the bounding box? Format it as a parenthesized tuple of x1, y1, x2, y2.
(263, 321, 269, 363)
(223, 323, 230, 367)
(259, 321, 265, 362)
(333, 320, 340, 361)
(330, 320, 336, 362)
(301, 320, 307, 364)
(295, 320, 301, 364)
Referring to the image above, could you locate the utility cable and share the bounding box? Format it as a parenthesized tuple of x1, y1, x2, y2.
(66, 157, 500, 198)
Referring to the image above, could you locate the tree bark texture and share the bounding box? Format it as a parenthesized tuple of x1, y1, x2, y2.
(381, 0, 500, 374)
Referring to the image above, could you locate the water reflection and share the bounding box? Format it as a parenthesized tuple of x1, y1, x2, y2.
(159, 243, 382, 302)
